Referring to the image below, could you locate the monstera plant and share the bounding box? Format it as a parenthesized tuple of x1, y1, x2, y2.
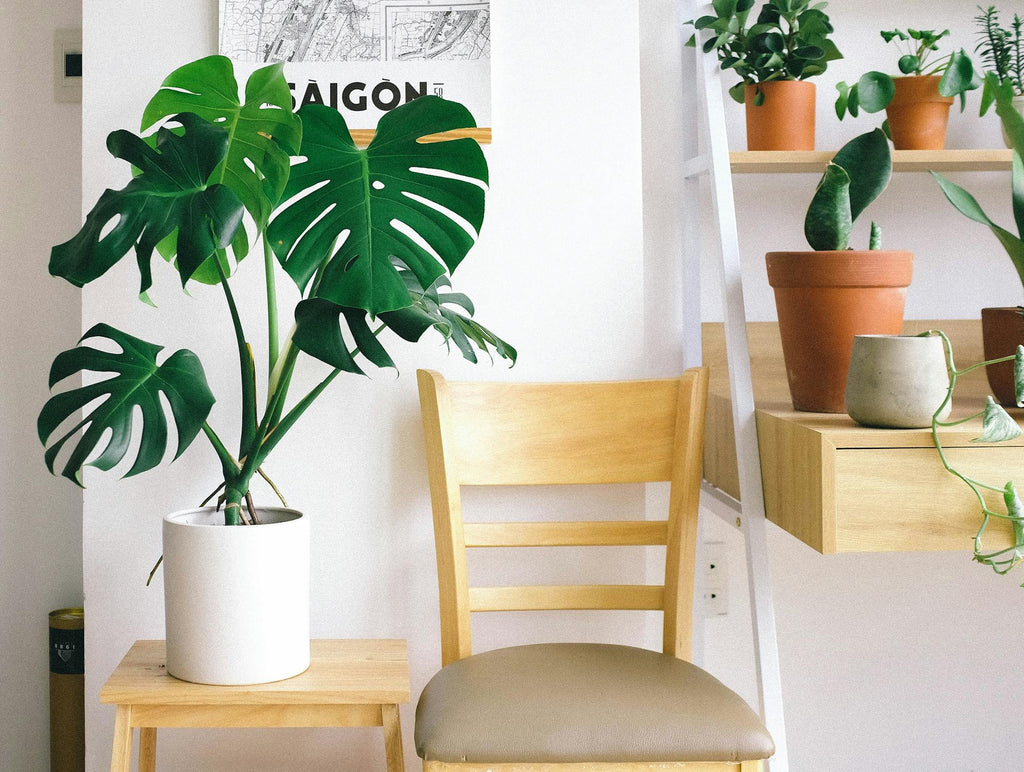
(39, 55, 514, 527)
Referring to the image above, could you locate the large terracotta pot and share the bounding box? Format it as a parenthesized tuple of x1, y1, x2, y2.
(744, 80, 816, 151)
(981, 307, 1024, 406)
(885, 75, 954, 150)
(766, 250, 914, 413)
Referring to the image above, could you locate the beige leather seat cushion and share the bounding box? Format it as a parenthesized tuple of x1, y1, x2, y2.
(415, 643, 775, 764)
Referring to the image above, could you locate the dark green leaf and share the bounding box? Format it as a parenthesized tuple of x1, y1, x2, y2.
(898, 54, 921, 75)
(268, 96, 488, 317)
(291, 299, 392, 373)
(141, 55, 301, 230)
(831, 127, 892, 223)
(38, 324, 215, 485)
(49, 114, 245, 294)
(805, 163, 852, 250)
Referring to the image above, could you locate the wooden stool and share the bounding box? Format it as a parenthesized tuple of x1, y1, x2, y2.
(100, 639, 410, 771)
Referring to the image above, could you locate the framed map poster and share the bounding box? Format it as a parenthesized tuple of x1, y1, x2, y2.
(219, 1, 491, 138)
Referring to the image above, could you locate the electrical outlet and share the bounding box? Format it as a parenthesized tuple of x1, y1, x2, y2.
(704, 541, 728, 617)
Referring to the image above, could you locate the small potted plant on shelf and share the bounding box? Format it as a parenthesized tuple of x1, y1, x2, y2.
(37, 55, 515, 686)
(928, 330, 1024, 579)
(931, 136, 1024, 406)
(974, 5, 1024, 147)
(766, 128, 913, 413)
(687, 0, 843, 151)
(834, 28, 979, 149)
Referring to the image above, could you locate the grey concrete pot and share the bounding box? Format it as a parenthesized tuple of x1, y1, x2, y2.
(845, 334, 951, 429)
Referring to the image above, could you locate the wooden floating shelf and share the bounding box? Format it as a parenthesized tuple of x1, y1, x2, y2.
(730, 148, 1013, 174)
(702, 320, 1023, 555)
(349, 127, 491, 148)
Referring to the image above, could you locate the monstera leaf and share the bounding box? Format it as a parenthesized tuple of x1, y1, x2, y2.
(141, 55, 301, 230)
(291, 271, 516, 371)
(38, 324, 215, 485)
(267, 96, 487, 316)
(49, 114, 245, 295)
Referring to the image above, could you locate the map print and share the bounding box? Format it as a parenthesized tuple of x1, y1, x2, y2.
(219, 1, 490, 64)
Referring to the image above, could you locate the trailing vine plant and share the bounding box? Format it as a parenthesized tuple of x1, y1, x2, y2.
(928, 329, 1024, 577)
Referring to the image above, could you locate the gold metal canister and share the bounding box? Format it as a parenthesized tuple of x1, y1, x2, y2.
(49, 608, 84, 772)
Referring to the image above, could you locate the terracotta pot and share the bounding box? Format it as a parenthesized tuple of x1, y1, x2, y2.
(885, 75, 954, 150)
(744, 80, 816, 151)
(981, 307, 1024, 406)
(766, 250, 914, 413)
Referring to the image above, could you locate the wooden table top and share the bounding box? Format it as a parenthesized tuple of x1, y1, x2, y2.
(99, 639, 410, 706)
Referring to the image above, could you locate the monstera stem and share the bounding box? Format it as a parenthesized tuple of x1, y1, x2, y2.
(264, 236, 280, 383)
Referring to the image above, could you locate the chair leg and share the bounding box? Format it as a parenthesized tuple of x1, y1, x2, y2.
(381, 703, 404, 772)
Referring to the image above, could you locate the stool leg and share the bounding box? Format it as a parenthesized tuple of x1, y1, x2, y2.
(138, 728, 157, 772)
(381, 703, 404, 772)
(110, 705, 133, 772)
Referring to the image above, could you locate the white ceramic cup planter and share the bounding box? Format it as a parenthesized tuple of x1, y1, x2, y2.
(162, 506, 310, 685)
(845, 334, 952, 429)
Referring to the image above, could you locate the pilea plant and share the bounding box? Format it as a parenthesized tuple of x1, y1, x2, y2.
(38, 55, 515, 526)
(687, 0, 843, 104)
(928, 330, 1024, 577)
(835, 28, 978, 119)
(804, 128, 892, 250)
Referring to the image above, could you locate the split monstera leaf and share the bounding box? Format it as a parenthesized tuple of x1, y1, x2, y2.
(39, 55, 514, 524)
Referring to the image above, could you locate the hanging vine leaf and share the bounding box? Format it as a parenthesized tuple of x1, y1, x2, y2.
(49, 114, 245, 295)
(973, 396, 1023, 443)
(141, 55, 302, 230)
(268, 96, 487, 316)
(38, 324, 216, 486)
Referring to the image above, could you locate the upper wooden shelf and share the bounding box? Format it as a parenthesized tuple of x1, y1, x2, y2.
(730, 148, 1013, 174)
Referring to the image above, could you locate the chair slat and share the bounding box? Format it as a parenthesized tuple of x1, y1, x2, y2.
(463, 521, 668, 547)
(468, 585, 664, 612)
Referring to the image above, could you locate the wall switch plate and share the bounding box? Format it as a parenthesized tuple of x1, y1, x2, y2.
(54, 28, 82, 104)
(704, 541, 728, 617)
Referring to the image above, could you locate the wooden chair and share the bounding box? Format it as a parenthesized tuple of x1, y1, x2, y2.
(414, 367, 773, 771)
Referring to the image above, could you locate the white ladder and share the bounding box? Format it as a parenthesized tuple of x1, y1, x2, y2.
(680, 3, 790, 770)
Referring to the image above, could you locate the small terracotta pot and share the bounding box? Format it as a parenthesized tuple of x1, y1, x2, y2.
(744, 80, 816, 151)
(885, 75, 954, 150)
(981, 307, 1024, 406)
(766, 250, 914, 413)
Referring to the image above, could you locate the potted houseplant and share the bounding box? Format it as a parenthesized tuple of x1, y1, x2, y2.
(688, 0, 843, 150)
(766, 128, 913, 413)
(931, 144, 1024, 407)
(37, 56, 515, 685)
(928, 330, 1024, 577)
(835, 28, 979, 149)
(975, 5, 1024, 147)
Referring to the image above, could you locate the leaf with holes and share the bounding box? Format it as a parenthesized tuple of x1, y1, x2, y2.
(49, 114, 245, 295)
(141, 55, 301, 231)
(267, 96, 487, 316)
(38, 324, 215, 486)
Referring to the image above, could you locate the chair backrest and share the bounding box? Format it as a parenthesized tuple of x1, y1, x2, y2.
(417, 367, 709, 668)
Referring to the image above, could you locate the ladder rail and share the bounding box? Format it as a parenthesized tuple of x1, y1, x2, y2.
(682, 3, 790, 769)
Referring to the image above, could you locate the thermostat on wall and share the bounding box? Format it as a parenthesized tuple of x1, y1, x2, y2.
(54, 28, 82, 103)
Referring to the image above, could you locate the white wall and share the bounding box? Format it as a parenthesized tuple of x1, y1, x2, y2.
(0, 3, 84, 770)
(80, 2, 651, 770)
(72, 1, 1024, 771)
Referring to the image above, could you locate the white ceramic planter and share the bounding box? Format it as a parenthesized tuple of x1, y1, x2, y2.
(845, 334, 951, 429)
(162, 506, 310, 685)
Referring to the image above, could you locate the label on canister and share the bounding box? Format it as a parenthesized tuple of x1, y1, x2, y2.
(49, 608, 84, 676)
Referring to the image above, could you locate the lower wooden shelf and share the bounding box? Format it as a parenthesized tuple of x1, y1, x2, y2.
(703, 320, 1023, 554)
